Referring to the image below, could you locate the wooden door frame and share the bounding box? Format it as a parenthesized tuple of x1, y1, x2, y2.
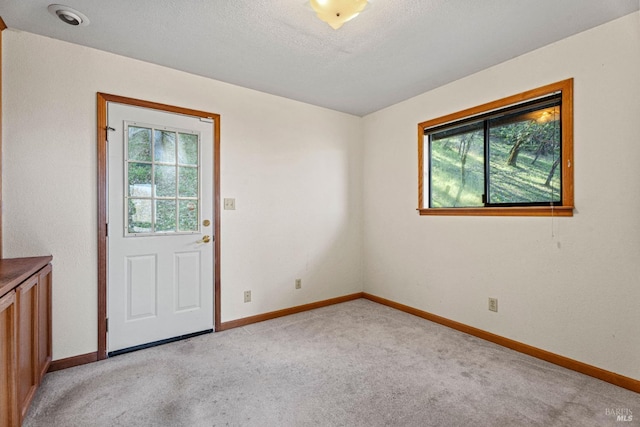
(97, 93, 221, 360)
(0, 19, 7, 258)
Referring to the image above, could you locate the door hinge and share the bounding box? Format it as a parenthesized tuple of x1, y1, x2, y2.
(106, 318, 109, 332)
(105, 223, 109, 236)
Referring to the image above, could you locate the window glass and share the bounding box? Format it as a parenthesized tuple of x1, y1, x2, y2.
(128, 163, 152, 196)
(124, 122, 201, 234)
(154, 130, 176, 163)
(428, 97, 561, 208)
(178, 133, 199, 165)
(179, 201, 198, 232)
(155, 200, 177, 232)
(128, 199, 152, 233)
(154, 165, 176, 197)
(178, 166, 198, 197)
(430, 121, 484, 207)
(487, 103, 561, 205)
(128, 126, 152, 162)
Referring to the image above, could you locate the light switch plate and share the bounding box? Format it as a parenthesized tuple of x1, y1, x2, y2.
(224, 198, 236, 210)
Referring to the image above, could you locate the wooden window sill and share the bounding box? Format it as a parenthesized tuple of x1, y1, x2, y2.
(417, 206, 574, 217)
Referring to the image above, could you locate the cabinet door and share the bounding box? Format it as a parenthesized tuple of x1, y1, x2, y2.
(0, 290, 19, 427)
(16, 276, 38, 422)
(37, 265, 52, 382)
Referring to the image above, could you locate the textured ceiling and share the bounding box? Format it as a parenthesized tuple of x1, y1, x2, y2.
(1, 0, 638, 116)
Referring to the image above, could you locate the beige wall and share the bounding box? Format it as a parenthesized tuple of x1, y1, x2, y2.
(2, 31, 363, 360)
(362, 12, 640, 380)
(4, 11, 639, 382)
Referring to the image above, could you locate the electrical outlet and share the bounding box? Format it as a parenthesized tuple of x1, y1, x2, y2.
(295, 279, 302, 289)
(488, 297, 498, 312)
(244, 290, 251, 303)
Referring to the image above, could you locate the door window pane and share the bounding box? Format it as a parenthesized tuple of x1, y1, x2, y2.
(154, 165, 176, 197)
(128, 163, 152, 197)
(178, 133, 198, 165)
(128, 199, 152, 233)
(154, 130, 176, 163)
(128, 126, 152, 162)
(155, 200, 176, 232)
(178, 167, 198, 197)
(179, 201, 198, 232)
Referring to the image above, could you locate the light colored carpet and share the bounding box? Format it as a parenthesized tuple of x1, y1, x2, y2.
(24, 299, 638, 426)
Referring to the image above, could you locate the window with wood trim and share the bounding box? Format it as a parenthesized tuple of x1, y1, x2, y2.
(418, 79, 574, 216)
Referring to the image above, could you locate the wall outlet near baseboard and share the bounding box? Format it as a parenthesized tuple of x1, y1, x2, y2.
(244, 290, 251, 303)
(295, 279, 302, 289)
(488, 297, 498, 312)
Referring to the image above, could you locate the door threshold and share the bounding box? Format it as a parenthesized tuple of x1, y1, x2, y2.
(108, 329, 214, 357)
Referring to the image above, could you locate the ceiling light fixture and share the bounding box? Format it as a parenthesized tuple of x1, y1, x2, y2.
(310, 0, 368, 30)
(48, 4, 90, 26)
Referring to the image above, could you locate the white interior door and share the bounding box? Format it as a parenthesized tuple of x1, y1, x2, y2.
(107, 102, 214, 354)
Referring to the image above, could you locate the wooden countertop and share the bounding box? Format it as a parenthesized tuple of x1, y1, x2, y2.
(0, 256, 53, 297)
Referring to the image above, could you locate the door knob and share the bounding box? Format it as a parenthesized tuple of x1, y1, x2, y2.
(197, 235, 211, 243)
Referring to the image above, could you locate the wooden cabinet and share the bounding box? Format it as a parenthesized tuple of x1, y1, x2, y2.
(0, 256, 52, 427)
(0, 290, 19, 427)
(37, 265, 52, 383)
(16, 274, 39, 422)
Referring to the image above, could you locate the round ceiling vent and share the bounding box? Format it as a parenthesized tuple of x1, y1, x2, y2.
(47, 4, 90, 26)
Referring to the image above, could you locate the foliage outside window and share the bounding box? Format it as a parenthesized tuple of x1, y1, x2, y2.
(418, 79, 574, 216)
(125, 122, 201, 235)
